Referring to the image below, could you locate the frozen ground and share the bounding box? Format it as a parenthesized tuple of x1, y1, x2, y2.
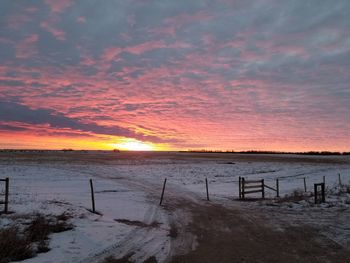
(0, 152, 350, 262)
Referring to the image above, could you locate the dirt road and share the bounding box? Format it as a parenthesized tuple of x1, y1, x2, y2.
(169, 201, 349, 263)
(109, 176, 350, 263)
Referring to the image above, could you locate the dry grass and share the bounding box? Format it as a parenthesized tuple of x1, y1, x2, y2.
(103, 253, 134, 263)
(277, 190, 311, 203)
(0, 226, 33, 263)
(342, 185, 350, 194)
(103, 254, 158, 263)
(26, 213, 73, 243)
(168, 224, 178, 238)
(0, 212, 73, 262)
(144, 256, 158, 263)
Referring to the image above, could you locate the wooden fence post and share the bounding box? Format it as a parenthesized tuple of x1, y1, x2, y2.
(89, 179, 95, 213)
(338, 173, 342, 186)
(238, 176, 241, 199)
(205, 178, 209, 201)
(4, 178, 9, 213)
(241, 177, 245, 199)
(314, 184, 318, 204)
(276, 178, 279, 198)
(303, 177, 307, 192)
(159, 178, 167, 206)
(321, 183, 325, 203)
(262, 179, 265, 199)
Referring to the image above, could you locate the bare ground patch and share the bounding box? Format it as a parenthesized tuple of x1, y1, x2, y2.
(170, 202, 350, 263)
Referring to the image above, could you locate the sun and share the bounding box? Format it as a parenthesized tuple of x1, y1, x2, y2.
(113, 140, 154, 151)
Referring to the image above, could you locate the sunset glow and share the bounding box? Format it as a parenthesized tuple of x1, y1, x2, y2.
(113, 140, 155, 151)
(1, 1, 350, 151)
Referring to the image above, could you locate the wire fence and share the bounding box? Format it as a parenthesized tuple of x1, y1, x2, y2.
(1, 171, 349, 215)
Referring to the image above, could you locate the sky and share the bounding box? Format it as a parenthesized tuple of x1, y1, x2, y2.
(0, 0, 350, 151)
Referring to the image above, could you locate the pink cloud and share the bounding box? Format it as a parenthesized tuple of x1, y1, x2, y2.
(0, 38, 13, 45)
(25, 6, 39, 13)
(7, 14, 32, 29)
(125, 41, 167, 55)
(15, 34, 39, 59)
(120, 32, 132, 41)
(163, 11, 213, 30)
(102, 47, 123, 61)
(44, 0, 73, 13)
(102, 41, 168, 60)
(40, 21, 66, 41)
(257, 41, 309, 58)
(150, 11, 213, 37)
(77, 16, 86, 24)
(101, 41, 190, 65)
(148, 26, 176, 37)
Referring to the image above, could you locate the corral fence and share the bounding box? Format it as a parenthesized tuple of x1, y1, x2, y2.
(0, 178, 9, 213)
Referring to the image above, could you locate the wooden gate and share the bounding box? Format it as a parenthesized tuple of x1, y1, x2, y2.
(239, 176, 264, 200)
(0, 178, 9, 213)
(314, 183, 325, 204)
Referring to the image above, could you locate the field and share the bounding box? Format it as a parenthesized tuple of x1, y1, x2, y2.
(0, 152, 350, 263)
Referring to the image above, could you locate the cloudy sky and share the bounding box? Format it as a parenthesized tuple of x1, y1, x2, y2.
(0, 0, 349, 151)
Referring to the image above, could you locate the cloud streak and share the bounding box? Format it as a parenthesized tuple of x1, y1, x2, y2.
(0, 101, 173, 143)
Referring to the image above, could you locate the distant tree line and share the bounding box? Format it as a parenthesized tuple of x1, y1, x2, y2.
(182, 150, 350, 155)
(1, 149, 349, 156)
(0, 149, 86, 153)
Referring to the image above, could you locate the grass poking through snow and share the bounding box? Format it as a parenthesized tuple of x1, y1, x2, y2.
(0, 212, 73, 263)
(0, 226, 33, 263)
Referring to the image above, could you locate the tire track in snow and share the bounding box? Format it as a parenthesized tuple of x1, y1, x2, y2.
(78, 203, 170, 263)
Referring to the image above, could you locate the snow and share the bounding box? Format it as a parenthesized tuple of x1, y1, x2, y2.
(0, 161, 172, 263)
(0, 152, 350, 262)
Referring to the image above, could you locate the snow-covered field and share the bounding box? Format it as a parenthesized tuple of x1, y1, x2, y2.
(0, 152, 350, 262)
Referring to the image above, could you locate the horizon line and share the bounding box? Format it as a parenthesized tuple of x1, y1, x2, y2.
(0, 149, 349, 155)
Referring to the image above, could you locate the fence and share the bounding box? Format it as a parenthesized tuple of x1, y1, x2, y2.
(236, 174, 344, 202)
(0, 173, 347, 214)
(264, 178, 280, 198)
